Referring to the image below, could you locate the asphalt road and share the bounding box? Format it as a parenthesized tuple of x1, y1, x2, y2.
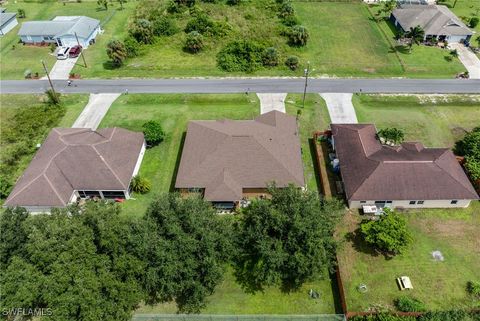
(1, 78, 480, 94)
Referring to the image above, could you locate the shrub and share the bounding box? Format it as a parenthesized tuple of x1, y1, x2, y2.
(377, 127, 405, 145)
(281, 15, 300, 27)
(467, 280, 480, 297)
(184, 31, 204, 53)
(130, 175, 151, 194)
(49, 43, 56, 53)
(17, 8, 26, 18)
(45, 89, 61, 106)
(175, 0, 196, 6)
(470, 17, 479, 28)
(124, 36, 140, 58)
(142, 121, 165, 147)
(217, 40, 265, 72)
(285, 55, 299, 70)
(394, 296, 426, 312)
(185, 14, 216, 36)
(130, 18, 154, 44)
(226, 0, 241, 4)
(288, 25, 309, 47)
(106, 39, 127, 66)
(153, 16, 179, 36)
(278, 1, 295, 19)
(360, 208, 412, 255)
(262, 47, 279, 67)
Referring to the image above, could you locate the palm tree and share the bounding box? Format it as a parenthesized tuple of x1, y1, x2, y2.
(382, 0, 397, 18)
(406, 25, 425, 53)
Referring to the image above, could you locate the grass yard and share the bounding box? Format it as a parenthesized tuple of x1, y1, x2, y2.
(338, 202, 480, 312)
(136, 267, 337, 314)
(0, 1, 133, 79)
(353, 94, 480, 148)
(442, 0, 480, 35)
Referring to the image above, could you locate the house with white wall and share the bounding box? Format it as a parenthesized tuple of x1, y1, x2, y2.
(0, 8, 18, 36)
(331, 124, 479, 209)
(18, 16, 100, 48)
(4, 128, 146, 213)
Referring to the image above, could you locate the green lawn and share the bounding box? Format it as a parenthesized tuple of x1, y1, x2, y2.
(338, 202, 480, 312)
(353, 94, 480, 148)
(0, 1, 132, 79)
(442, 0, 480, 35)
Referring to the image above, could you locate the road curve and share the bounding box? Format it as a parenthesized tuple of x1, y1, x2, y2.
(1, 78, 480, 94)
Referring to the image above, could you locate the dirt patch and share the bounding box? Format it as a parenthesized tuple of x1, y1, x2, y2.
(451, 126, 469, 141)
(362, 68, 376, 73)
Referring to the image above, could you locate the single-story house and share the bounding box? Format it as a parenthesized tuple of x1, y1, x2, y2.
(391, 5, 473, 43)
(175, 110, 305, 210)
(4, 128, 146, 213)
(0, 8, 18, 36)
(18, 16, 100, 48)
(331, 124, 479, 209)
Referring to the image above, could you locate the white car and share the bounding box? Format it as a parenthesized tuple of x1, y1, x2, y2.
(56, 47, 71, 60)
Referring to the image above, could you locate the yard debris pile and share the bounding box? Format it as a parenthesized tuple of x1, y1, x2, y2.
(432, 250, 444, 262)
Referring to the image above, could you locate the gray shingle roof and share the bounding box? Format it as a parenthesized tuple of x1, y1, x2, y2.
(392, 5, 472, 36)
(5, 128, 144, 208)
(18, 16, 99, 38)
(331, 124, 479, 202)
(0, 12, 16, 27)
(175, 111, 305, 202)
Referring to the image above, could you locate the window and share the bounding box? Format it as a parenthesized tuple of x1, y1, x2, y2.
(417, 201, 424, 205)
(78, 191, 101, 199)
(102, 191, 125, 199)
(451, 200, 458, 205)
(409, 201, 416, 205)
(360, 201, 366, 204)
(374, 201, 386, 204)
(386, 201, 392, 204)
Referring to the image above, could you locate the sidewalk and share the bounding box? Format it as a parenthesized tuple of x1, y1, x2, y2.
(320, 93, 358, 124)
(72, 93, 121, 129)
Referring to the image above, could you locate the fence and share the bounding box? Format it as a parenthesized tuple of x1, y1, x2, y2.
(133, 315, 346, 321)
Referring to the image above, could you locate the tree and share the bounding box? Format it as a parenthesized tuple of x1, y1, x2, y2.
(381, 0, 397, 17)
(288, 25, 309, 47)
(17, 8, 26, 18)
(117, 0, 126, 10)
(142, 120, 165, 146)
(470, 17, 479, 28)
(0, 207, 29, 270)
(455, 127, 480, 159)
(184, 31, 204, 53)
(97, 0, 108, 10)
(106, 39, 127, 66)
(285, 55, 299, 70)
(360, 208, 413, 255)
(405, 25, 425, 53)
(124, 36, 140, 58)
(130, 175, 151, 194)
(130, 19, 154, 44)
(141, 193, 231, 312)
(153, 16, 179, 36)
(0, 202, 146, 321)
(262, 47, 279, 67)
(233, 185, 344, 292)
(377, 127, 405, 145)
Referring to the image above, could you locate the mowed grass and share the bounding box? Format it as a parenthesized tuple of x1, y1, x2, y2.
(99, 94, 260, 217)
(338, 202, 480, 312)
(0, 1, 132, 79)
(353, 94, 480, 148)
(136, 267, 337, 314)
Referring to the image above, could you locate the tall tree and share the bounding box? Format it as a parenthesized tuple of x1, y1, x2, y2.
(141, 193, 231, 313)
(406, 25, 425, 53)
(233, 185, 344, 292)
(382, 0, 397, 17)
(106, 39, 127, 66)
(0, 207, 29, 271)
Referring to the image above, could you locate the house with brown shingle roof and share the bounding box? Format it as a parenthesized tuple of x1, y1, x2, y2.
(175, 111, 305, 209)
(4, 127, 146, 213)
(331, 124, 479, 209)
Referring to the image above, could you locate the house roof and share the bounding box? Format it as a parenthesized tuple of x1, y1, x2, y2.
(0, 12, 16, 27)
(18, 16, 99, 38)
(392, 5, 472, 36)
(175, 111, 305, 202)
(331, 124, 479, 202)
(4, 128, 144, 208)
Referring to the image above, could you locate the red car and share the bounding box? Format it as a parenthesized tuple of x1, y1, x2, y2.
(69, 45, 82, 58)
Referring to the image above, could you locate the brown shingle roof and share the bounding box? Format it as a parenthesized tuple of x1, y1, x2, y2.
(331, 124, 479, 201)
(5, 128, 144, 207)
(175, 111, 305, 202)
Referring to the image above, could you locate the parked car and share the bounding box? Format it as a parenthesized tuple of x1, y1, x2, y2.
(69, 45, 82, 58)
(56, 47, 70, 60)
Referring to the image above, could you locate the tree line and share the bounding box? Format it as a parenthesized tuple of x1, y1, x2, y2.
(0, 186, 344, 320)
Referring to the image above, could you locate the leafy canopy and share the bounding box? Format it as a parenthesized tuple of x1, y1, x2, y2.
(233, 185, 344, 292)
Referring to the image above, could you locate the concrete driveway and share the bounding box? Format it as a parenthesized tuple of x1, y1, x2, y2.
(42, 57, 80, 80)
(72, 93, 121, 129)
(320, 93, 358, 124)
(449, 43, 480, 79)
(257, 93, 287, 114)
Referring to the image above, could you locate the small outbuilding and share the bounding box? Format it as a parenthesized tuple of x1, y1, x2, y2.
(391, 5, 473, 43)
(18, 16, 100, 48)
(0, 8, 18, 36)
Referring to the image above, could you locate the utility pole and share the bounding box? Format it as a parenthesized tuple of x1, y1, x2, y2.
(41, 60, 56, 95)
(302, 61, 310, 108)
(74, 32, 87, 68)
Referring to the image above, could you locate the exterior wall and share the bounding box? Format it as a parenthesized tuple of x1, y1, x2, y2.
(21, 26, 100, 47)
(349, 199, 472, 209)
(0, 17, 18, 36)
(447, 35, 470, 43)
(242, 188, 270, 199)
(21, 35, 56, 44)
